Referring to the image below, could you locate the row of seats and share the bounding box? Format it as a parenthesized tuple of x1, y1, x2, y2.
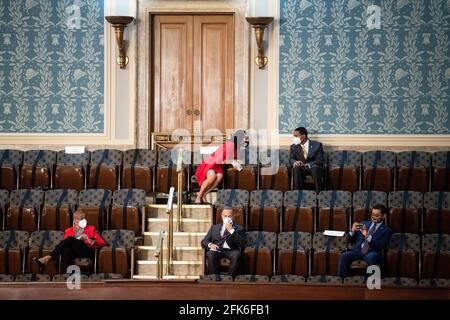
(1, 149, 449, 193)
(234, 231, 450, 281)
(0, 273, 124, 282)
(214, 189, 450, 234)
(198, 274, 450, 287)
(0, 229, 135, 277)
(0, 188, 146, 235)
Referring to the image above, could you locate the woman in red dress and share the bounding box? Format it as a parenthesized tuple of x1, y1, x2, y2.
(195, 130, 247, 204)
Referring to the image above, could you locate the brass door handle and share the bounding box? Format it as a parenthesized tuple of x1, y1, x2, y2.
(194, 109, 200, 116)
(186, 110, 192, 116)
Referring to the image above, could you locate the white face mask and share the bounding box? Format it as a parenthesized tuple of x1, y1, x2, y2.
(78, 219, 87, 229)
(293, 137, 301, 145)
(223, 217, 233, 225)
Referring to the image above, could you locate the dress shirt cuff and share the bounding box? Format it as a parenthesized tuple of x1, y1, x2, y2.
(349, 231, 354, 237)
(366, 235, 372, 242)
(208, 242, 213, 248)
(229, 228, 235, 235)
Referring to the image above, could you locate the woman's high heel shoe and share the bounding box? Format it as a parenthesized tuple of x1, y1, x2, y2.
(32, 257, 46, 273)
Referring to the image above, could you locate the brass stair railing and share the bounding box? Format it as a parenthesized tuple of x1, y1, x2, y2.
(166, 186, 175, 275)
(154, 229, 165, 279)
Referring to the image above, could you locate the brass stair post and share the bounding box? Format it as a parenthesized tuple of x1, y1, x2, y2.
(166, 187, 174, 275)
(176, 148, 183, 232)
(155, 229, 165, 279)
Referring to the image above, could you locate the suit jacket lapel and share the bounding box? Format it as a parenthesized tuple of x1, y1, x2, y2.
(213, 224, 222, 241)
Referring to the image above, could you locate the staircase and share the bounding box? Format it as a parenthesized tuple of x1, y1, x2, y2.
(134, 204, 212, 280)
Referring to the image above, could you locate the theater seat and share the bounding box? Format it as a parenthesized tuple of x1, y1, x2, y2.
(27, 230, 63, 276)
(0, 231, 29, 276)
(283, 190, 316, 233)
(111, 189, 146, 236)
(234, 274, 269, 282)
(259, 149, 291, 192)
(52, 274, 88, 282)
(155, 149, 189, 194)
(88, 273, 124, 281)
(270, 275, 305, 283)
(41, 189, 78, 231)
(385, 233, 420, 279)
(312, 232, 346, 276)
(243, 231, 276, 277)
(432, 151, 450, 191)
(99, 230, 135, 277)
(423, 192, 450, 234)
(121, 149, 157, 193)
(0, 189, 9, 230)
(87, 149, 123, 191)
(277, 231, 311, 277)
(197, 274, 234, 282)
(396, 151, 430, 193)
(225, 148, 258, 192)
(326, 151, 361, 192)
(54, 151, 90, 191)
(15, 273, 51, 282)
(6, 189, 44, 233)
(421, 234, 450, 279)
(362, 151, 395, 193)
(0, 150, 23, 191)
(20, 150, 56, 189)
(317, 191, 351, 232)
(214, 189, 249, 226)
(381, 277, 418, 287)
(306, 275, 342, 285)
(248, 190, 283, 233)
(77, 189, 112, 231)
(352, 191, 387, 222)
(388, 191, 423, 234)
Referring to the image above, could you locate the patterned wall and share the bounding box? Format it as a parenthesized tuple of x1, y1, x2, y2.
(0, 0, 104, 134)
(278, 0, 450, 134)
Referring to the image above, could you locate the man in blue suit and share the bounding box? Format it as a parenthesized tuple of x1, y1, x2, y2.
(289, 127, 325, 192)
(338, 204, 392, 279)
(201, 207, 246, 278)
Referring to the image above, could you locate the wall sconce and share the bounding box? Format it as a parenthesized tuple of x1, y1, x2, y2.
(105, 16, 134, 69)
(246, 17, 274, 69)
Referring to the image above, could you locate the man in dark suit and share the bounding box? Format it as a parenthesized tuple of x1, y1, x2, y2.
(338, 204, 392, 279)
(289, 127, 325, 192)
(201, 207, 246, 278)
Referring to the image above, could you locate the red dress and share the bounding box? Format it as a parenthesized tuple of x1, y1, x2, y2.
(195, 141, 236, 187)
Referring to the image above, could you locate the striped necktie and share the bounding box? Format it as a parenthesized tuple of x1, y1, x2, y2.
(361, 223, 377, 254)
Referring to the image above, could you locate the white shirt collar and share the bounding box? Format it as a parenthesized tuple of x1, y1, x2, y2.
(302, 139, 309, 151)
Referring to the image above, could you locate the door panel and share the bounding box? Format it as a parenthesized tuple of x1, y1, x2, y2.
(193, 15, 234, 133)
(152, 14, 234, 134)
(153, 15, 193, 132)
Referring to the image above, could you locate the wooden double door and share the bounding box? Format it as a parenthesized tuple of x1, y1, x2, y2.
(152, 14, 235, 134)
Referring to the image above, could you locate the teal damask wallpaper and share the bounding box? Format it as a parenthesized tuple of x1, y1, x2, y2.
(0, 0, 104, 134)
(279, 0, 450, 134)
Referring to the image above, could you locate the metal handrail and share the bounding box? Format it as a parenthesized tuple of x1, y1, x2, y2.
(166, 186, 175, 275)
(155, 229, 165, 279)
(176, 148, 183, 232)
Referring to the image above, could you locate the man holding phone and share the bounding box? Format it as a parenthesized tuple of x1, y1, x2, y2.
(201, 207, 246, 278)
(33, 210, 106, 273)
(338, 204, 392, 279)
